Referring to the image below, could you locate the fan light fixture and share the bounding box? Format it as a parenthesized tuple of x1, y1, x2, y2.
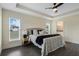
(45, 3, 63, 13)
(53, 8, 58, 13)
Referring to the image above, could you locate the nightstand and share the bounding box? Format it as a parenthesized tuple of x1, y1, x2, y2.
(23, 34, 30, 46)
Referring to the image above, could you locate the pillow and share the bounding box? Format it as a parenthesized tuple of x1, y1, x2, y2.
(39, 31, 44, 35)
(39, 30, 48, 35)
(33, 30, 38, 35)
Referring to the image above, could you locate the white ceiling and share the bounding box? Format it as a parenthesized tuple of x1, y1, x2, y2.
(19, 3, 79, 16)
(0, 3, 79, 19)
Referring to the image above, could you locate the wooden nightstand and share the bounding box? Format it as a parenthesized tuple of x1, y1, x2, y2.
(23, 34, 30, 46)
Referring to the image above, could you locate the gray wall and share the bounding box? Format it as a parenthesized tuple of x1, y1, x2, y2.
(2, 9, 51, 49)
(52, 14, 79, 44)
(0, 7, 2, 54)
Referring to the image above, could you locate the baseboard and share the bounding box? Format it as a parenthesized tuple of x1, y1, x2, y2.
(2, 45, 22, 51)
(2, 42, 23, 50)
(65, 41, 79, 45)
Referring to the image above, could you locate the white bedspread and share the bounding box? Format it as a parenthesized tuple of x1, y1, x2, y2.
(41, 36, 65, 56)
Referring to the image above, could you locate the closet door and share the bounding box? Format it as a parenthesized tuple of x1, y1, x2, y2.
(0, 7, 2, 54)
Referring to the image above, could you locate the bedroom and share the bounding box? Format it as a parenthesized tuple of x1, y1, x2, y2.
(0, 3, 79, 56)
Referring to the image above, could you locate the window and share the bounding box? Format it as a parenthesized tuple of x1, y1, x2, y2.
(9, 17, 20, 41)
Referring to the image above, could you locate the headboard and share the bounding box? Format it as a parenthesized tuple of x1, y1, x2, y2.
(27, 28, 44, 35)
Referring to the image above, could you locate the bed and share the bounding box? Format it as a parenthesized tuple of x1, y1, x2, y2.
(29, 34, 60, 48)
(27, 28, 65, 55)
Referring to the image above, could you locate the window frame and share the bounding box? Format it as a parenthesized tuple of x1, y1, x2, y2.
(9, 17, 20, 41)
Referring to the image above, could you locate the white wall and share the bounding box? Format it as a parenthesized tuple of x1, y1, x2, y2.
(0, 7, 2, 54)
(52, 13, 79, 44)
(2, 9, 51, 49)
(51, 20, 57, 34)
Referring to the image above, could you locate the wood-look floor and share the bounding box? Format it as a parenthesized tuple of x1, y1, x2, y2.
(1, 42, 79, 56)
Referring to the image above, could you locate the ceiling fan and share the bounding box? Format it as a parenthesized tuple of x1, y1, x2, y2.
(45, 3, 64, 13)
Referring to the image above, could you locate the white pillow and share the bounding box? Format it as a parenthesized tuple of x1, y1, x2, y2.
(39, 31, 44, 35)
(33, 30, 38, 35)
(39, 30, 48, 35)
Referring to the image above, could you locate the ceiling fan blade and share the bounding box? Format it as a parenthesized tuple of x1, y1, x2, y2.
(53, 3, 63, 8)
(45, 7, 53, 9)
